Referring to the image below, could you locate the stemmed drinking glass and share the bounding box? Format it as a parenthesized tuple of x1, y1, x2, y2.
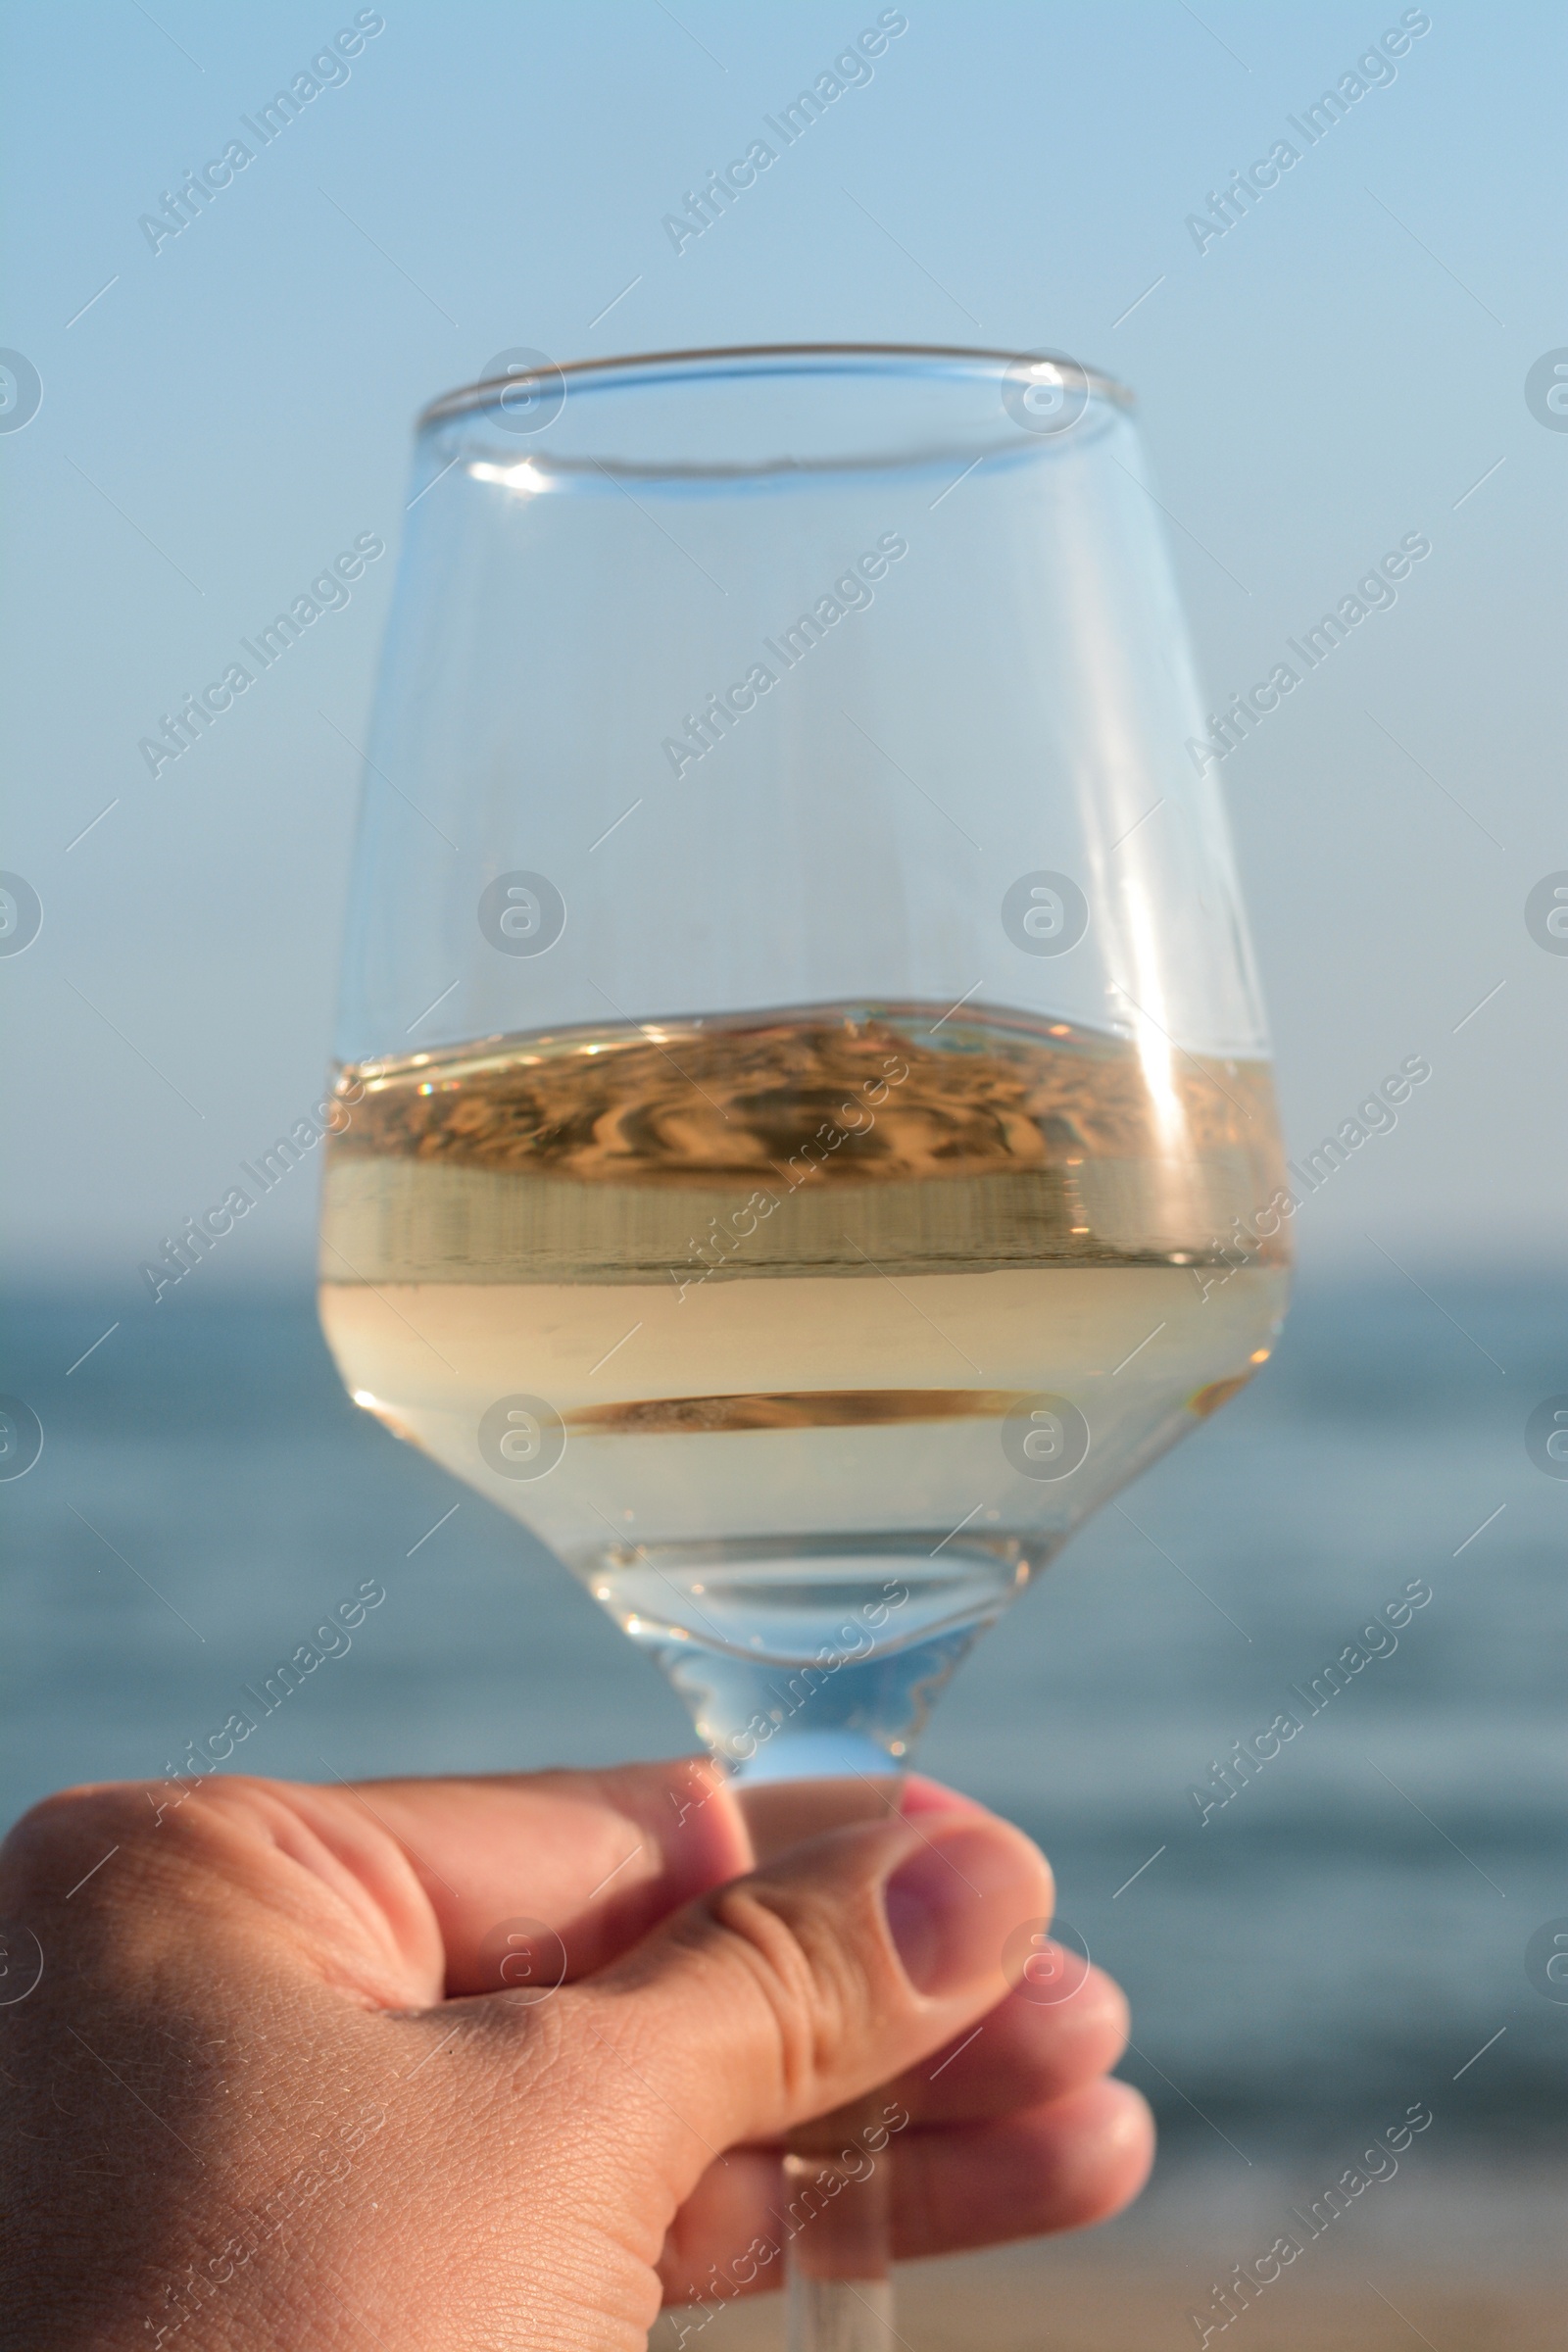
(318, 344, 1291, 2349)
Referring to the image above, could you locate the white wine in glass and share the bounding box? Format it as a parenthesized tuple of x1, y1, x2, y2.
(318, 345, 1291, 2345)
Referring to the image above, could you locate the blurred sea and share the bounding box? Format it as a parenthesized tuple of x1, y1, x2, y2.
(3, 1273, 1564, 2167)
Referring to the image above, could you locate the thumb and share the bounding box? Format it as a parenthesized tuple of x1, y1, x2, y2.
(566, 1808, 1054, 2193)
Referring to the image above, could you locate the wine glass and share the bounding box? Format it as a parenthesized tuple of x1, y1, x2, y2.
(318, 344, 1291, 2347)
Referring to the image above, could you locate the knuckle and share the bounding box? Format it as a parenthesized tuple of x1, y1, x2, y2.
(0, 1775, 279, 1916)
(1, 1782, 159, 1895)
(708, 1882, 869, 2106)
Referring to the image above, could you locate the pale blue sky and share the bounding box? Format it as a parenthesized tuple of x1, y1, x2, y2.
(3, 0, 1563, 1292)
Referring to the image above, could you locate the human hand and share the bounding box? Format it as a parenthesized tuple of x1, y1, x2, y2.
(0, 1761, 1152, 2347)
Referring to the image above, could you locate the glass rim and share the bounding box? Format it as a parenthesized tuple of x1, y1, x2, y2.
(416, 340, 1134, 432)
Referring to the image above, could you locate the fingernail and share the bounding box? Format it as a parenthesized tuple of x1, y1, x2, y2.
(883, 1824, 1035, 1997)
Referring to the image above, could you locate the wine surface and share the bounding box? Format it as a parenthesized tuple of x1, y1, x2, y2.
(319, 1004, 1290, 1772)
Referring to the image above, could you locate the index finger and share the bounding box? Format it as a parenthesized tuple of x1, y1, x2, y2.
(324, 1758, 752, 1992)
(339, 1763, 982, 1995)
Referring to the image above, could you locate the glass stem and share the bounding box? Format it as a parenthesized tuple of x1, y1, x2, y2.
(783, 2100, 896, 2352)
(736, 1780, 904, 2350)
